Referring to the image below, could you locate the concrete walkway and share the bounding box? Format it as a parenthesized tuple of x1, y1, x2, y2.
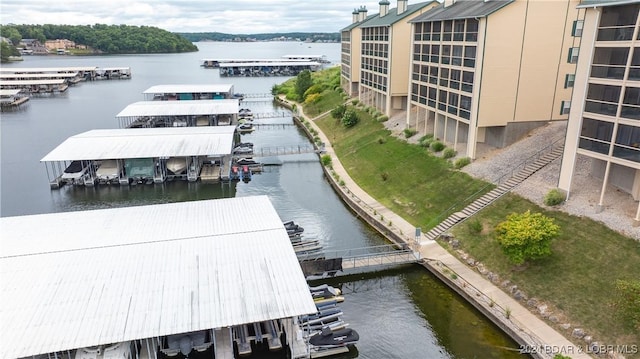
(279, 96, 593, 359)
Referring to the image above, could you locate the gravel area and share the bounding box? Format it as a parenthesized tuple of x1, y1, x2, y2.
(384, 115, 640, 240)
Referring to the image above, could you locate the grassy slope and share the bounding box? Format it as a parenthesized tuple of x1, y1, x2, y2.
(285, 68, 640, 348)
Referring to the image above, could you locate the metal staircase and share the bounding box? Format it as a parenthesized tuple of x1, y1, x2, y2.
(422, 144, 565, 242)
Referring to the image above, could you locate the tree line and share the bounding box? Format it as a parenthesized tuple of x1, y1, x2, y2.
(177, 32, 340, 42)
(0, 24, 198, 56)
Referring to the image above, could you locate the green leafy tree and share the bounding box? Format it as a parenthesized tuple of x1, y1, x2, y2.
(613, 279, 640, 331)
(0, 41, 20, 62)
(331, 104, 346, 120)
(295, 70, 313, 101)
(495, 210, 559, 265)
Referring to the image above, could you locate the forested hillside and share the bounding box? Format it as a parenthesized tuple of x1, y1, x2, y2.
(0, 24, 198, 54)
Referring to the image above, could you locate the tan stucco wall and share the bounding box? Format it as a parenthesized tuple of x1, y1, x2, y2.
(478, 0, 580, 127)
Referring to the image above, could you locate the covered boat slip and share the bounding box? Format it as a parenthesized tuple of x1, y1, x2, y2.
(0, 89, 29, 109)
(41, 126, 238, 188)
(218, 61, 321, 77)
(0, 72, 82, 84)
(0, 79, 69, 94)
(0, 196, 318, 359)
(143, 84, 236, 101)
(0, 66, 130, 81)
(116, 99, 240, 128)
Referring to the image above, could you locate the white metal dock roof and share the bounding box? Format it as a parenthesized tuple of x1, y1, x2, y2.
(0, 66, 97, 73)
(116, 99, 239, 117)
(0, 72, 79, 79)
(0, 89, 22, 96)
(0, 79, 66, 85)
(0, 196, 317, 359)
(219, 61, 320, 67)
(40, 126, 237, 162)
(143, 84, 234, 94)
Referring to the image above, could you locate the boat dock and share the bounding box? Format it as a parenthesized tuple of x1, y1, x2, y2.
(0, 196, 319, 359)
(201, 58, 322, 77)
(0, 79, 69, 94)
(115, 99, 241, 128)
(0, 66, 131, 81)
(142, 84, 239, 101)
(0, 89, 29, 110)
(41, 127, 238, 188)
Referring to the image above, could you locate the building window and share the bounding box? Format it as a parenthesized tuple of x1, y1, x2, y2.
(579, 118, 613, 155)
(568, 47, 579, 63)
(572, 20, 584, 37)
(564, 74, 575, 88)
(561, 100, 571, 115)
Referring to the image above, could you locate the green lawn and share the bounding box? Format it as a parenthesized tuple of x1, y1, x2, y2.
(452, 194, 640, 346)
(317, 109, 491, 230)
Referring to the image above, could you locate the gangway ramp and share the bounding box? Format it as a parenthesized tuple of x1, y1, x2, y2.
(299, 244, 420, 278)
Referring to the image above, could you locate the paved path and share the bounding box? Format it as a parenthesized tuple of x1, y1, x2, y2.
(280, 96, 593, 359)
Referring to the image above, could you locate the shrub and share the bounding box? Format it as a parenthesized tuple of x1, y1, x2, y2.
(443, 148, 457, 159)
(378, 115, 389, 122)
(419, 135, 434, 148)
(341, 109, 359, 128)
(304, 93, 321, 104)
(320, 154, 332, 166)
(403, 128, 418, 138)
(380, 172, 389, 181)
(544, 188, 565, 206)
(351, 99, 359, 106)
(377, 136, 386, 144)
(468, 219, 483, 234)
(430, 141, 445, 152)
(495, 210, 560, 265)
(331, 104, 346, 119)
(454, 157, 471, 169)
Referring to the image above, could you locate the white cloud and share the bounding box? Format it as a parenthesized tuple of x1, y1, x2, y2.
(1, 0, 388, 33)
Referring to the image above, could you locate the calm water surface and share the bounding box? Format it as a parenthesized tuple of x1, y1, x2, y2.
(0, 42, 524, 358)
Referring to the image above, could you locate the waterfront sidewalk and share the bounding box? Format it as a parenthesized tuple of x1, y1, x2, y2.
(282, 97, 594, 359)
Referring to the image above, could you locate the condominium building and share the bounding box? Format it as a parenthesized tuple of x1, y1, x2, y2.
(341, 6, 376, 97)
(559, 1, 640, 223)
(406, 0, 582, 159)
(342, 0, 439, 116)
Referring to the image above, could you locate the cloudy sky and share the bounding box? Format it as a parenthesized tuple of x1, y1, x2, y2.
(0, 0, 391, 34)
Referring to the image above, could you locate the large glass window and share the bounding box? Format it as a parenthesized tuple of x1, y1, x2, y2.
(572, 20, 584, 37)
(579, 118, 613, 154)
(630, 47, 640, 80)
(466, 19, 478, 42)
(590, 47, 629, 79)
(614, 124, 640, 162)
(622, 86, 640, 119)
(597, 4, 639, 41)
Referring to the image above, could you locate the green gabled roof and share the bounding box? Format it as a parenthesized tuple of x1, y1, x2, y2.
(360, 1, 439, 28)
(577, 0, 640, 8)
(410, 0, 515, 23)
(341, 12, 379, 32)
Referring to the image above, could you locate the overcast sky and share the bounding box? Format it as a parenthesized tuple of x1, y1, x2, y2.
(0, 0, 394, 34)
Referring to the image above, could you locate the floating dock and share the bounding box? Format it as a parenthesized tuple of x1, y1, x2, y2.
(0, 79, 69, 94)
(0, 89, 29, 110)
(0, 196, 318, 359)
(115, 99, 241, 128)
(142, 83, 239, 101)
(201, 58, 321, 76)
(0, 66, 131, 81)
(41, 126, 239, 188)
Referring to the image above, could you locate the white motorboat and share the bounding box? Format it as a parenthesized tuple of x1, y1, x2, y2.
(166, 157, 188, 175)
(96, 160, 119, 184)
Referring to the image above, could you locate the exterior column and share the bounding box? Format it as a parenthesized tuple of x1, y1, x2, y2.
(596, 161, 611, 213)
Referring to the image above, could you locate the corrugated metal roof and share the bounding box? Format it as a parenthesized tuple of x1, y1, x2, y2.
(341, 13, 379, 31)
(143, 84, 234, 94)
(577, 0, 639, 8)
(218, 61, 320, 67)
(116, 99, 240, 117)
(410, 0, 515, 23)
(361, 1, 438, 27)
(0, 73, 78, 79)
(0, 79, 66, 85)
(0, 196, 317, 359)
(40, 126, 237, 162)
(0, 66, 97, 73)
(0, 89, 21, 96)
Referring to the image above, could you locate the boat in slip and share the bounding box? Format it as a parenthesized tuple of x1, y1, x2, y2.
(61, 160, 92, 185)
(95, 160, 119, 184)
(75, 341, 138, 359)
(160, 330, 213, 357)
(166, 157, 189, 175)
(309, 326, 360, 349)
(237, 123, 255, 134)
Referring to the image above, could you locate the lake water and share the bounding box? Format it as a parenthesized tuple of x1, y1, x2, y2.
(0, 42, 523, 358)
